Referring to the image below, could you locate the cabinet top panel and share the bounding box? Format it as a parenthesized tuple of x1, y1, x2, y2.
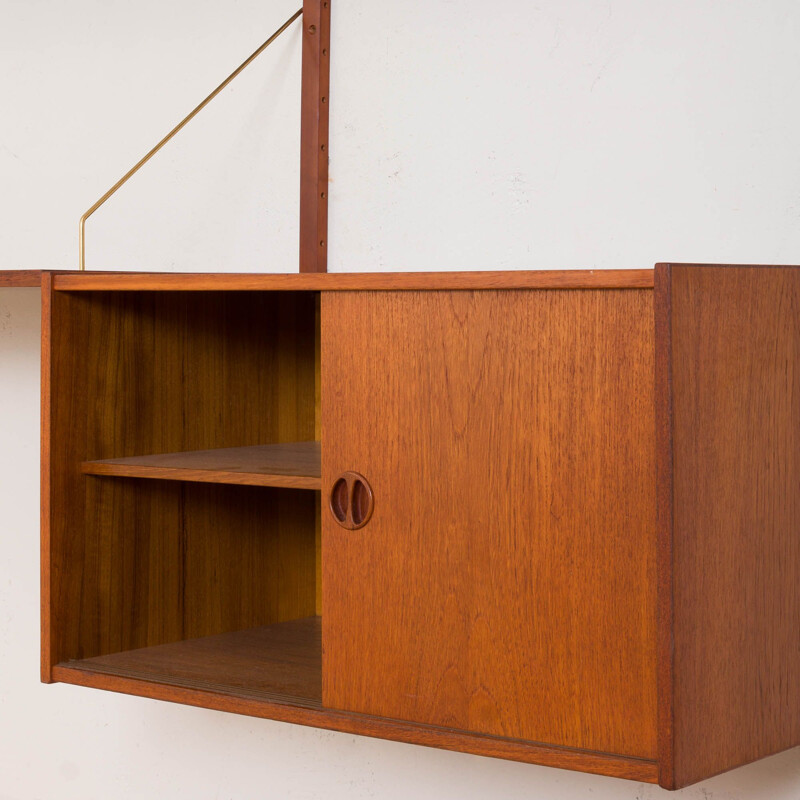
(42, 269, 654, 292)
(11, 265, 799, 292)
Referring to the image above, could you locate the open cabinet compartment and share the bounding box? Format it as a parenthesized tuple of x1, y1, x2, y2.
(42, 286, 323, 708)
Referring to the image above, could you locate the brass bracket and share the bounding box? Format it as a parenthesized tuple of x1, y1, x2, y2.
(78, 8, 303, 271)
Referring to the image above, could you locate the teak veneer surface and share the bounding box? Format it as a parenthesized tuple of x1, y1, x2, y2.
(82, 441, 321, 490)
(51, 663, 658, 781)
(656, 264, 800, 787)
(52, 611, 657, 783)
(50, 269, 654, 291)
(0, 270, 45, 287)
(0, 269, 148, 287)
(62, 616, 323, 707)
(41, 286, 318, 674)
(299, 0, 331, 273)
(32, 265, 800, 786)
(323, 289, 657, 759)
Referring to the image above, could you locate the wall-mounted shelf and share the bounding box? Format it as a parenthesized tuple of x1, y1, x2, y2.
(2, 264, 799, 790)
(0, 270, 47, 287)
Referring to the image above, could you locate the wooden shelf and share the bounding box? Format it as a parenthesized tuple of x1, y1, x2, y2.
(50, 269, 656, 292)
(57, 617, 322, 708)
(0, 270, 45, 287)
(81, 441, 321, 490)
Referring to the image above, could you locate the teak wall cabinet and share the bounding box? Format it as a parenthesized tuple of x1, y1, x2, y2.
(1, 264, 798, 789)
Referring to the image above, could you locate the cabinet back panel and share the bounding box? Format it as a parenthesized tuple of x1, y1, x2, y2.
(322, 289, 657, 759)
(42, 289, 318, 669)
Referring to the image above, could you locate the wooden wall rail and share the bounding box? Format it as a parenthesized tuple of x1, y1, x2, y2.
(299, 0, 331, 273)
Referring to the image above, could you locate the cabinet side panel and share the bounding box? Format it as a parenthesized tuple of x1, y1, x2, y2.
(669, 265, 800, 786)
(40, 274, 54, 680)
(654, 264, 675, 786)
(322, 289, 657, 758)
(47, 288, 92, 669)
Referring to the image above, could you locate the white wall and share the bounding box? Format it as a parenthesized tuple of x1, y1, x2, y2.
(0, 0, 303, 273)
(329, 1, 800, 271)
(1, 1, 800, 798)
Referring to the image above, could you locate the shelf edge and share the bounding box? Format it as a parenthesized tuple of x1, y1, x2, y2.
(52, 270, 656, 292)
(81, 462, 321, 490)
(0, 270, 44, 287)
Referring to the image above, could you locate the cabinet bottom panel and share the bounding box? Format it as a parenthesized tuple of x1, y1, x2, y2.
(55, 616, 323, 708)
(50, 615, 657, 784)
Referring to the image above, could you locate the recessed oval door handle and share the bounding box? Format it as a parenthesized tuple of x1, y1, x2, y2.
(329, 471, 374, 530)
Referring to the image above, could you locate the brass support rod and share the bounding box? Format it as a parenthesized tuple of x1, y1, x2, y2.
(79, 8, 303, 270)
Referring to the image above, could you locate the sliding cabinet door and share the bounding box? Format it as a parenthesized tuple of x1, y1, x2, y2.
(321, 289, 657, 758)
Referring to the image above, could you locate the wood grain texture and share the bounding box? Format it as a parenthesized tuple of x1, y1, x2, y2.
(0, 269, 134, 287)
(51, 270, 655, 292)
(52, 667, 657, 782)
(654, 264, 675, 786)
(657, 264, 800, 788)
(63, 617, 322, 707)
(0, 269, 44, 287)
(42, 289, 318, 671)
(299, 0, 331, 273)
(315, 295, 322, 615)
(322, 289, 657, 758)
(81, 441, 321, 490)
